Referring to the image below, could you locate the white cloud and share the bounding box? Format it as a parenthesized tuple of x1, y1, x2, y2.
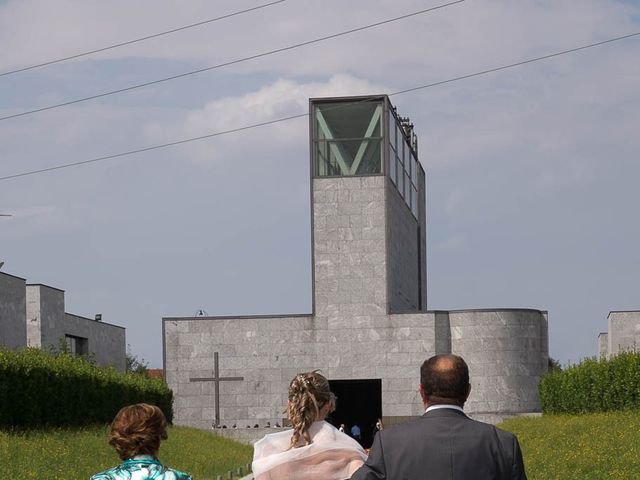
(144, 74, 387, 163)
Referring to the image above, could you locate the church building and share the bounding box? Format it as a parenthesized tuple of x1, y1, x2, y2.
(163, 95, 548, 442)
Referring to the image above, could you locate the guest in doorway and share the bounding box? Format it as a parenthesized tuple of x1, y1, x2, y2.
(350, 423, 362, 442)
(91, 403, 192, 480)
(252, 371, 366, 480)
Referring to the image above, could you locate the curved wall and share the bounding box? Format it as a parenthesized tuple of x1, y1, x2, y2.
(449, 309, 548, 416)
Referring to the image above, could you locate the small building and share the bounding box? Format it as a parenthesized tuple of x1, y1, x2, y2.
(598, 310, 640, 358)
(163, 95, 549, 441)
(0, 270, 126, 371)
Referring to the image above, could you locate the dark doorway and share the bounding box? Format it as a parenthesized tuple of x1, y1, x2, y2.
(328, 379, 382, 448)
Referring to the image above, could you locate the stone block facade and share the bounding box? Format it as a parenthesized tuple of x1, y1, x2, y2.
(165, 308, 547, 428)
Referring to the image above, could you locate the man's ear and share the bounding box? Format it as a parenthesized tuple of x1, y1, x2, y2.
(464, 383, 472, 402)
(418, 384, 428, 403)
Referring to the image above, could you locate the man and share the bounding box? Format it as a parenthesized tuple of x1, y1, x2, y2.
(351, 354, 527, 480)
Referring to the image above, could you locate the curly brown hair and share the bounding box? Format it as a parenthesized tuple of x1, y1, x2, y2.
(108, 403, 168, 460)
(287, 371, 332, 449)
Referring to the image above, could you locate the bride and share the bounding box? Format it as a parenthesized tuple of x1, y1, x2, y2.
(252, 371, 367, 480)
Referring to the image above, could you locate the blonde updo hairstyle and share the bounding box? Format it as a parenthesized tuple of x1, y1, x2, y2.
(287, 371, 332, 449)
(108, 403, 168, 460)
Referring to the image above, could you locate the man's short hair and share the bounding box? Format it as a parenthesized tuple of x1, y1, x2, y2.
(420, 354, 470, 405)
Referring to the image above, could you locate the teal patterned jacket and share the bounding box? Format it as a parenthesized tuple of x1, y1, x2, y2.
(90, 455, 192, 480)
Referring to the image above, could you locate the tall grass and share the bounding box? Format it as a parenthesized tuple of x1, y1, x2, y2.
(0, 425, 252, 480)
(500, 411, 640, 480)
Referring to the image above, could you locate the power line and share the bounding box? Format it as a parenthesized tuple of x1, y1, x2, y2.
(0, 112, 309, 181)
(0, 30, 637, 182)
(0, 0, 286, 78)
(390, 31, 640, 97)
(0, 0, 465, 122)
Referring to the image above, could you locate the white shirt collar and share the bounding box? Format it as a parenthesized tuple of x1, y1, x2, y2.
(425, 404, 464, 414)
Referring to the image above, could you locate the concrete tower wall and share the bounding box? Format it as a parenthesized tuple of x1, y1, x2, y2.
(0, 272, 27, 349)
(313, 176, 388, 317)
(27, 285, 64, 348)
(417, 167, 427, 310)
(607, 311, 640, 356)
(598, 333, 608, 358)
(26, 284, 65, 348)
(449, 309, 548, 422)
(386, 179, 421, 312)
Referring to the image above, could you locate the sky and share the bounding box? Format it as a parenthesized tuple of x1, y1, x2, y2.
(1, 0, 639, 368)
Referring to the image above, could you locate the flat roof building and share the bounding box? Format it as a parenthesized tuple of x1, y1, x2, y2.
(163, 95, 548, 444)
(599, 310, 640, 358)
(0, 270, 126, 371)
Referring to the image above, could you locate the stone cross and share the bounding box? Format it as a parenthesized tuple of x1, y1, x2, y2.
(189, 351, 243, 427)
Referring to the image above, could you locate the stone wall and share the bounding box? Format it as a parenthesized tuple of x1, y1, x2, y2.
(164, 315, 314, 430)
(0, 272, 27, 349)
(164, 312, 440, 429)
(386, 178, 421, 313)
(64, 313, 126, 371)
(213, 427, 286, 446)
(417, 167, 427, 310)
(449, 309, 548, 415)
(598, 332, 608, 358)
(607, 311, 640, 356)
(26, 284, 65, 348)
(312, 176, 388, 317)
(165, 309, 548, 429)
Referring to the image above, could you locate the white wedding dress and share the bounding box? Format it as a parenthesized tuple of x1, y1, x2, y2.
(252, 421, 367, 480)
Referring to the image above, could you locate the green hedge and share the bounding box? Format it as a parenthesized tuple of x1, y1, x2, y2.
(540, 351, 640, 414)
(0, 348, 173, 427)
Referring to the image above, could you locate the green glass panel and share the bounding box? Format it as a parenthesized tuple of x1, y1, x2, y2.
(411, 153, 418, 185)
(315, 101, 382, 139)
(411, 186, 418, 217)
(389, 144, 397, 185)
(404, 172, 411, 205)
(388, 109, 397, 150)
(314, 139, 382, 176)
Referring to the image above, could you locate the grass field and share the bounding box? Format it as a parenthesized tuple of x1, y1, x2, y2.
(3, 412, 639, 479)
(500, 411, 640, 480)
(0, 424, 252, 480)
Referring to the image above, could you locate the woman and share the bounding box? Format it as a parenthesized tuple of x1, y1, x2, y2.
(252, 371, 367, 480)
(91, 403, 192, 480)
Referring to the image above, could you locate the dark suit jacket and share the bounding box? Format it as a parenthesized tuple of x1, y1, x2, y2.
(351, 408, 527, 480)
